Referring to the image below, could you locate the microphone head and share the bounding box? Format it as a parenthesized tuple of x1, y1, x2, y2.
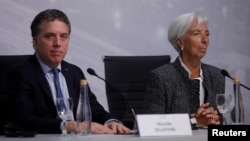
(87, 68, 96, 76)
(221, 69, 233, 79)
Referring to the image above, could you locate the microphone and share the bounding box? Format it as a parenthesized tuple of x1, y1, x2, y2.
(221, 69, 250, 90)
(87, 68, 138, 131)
(87, 68, 106, 82)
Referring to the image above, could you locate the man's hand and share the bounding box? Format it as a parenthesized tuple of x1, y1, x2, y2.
(65, 120, 77, 133)
(77, 121, 131, 134)
(105, 121, 131, 134)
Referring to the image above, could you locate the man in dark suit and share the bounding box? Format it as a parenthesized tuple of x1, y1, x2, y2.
(6, 9, 130, 134)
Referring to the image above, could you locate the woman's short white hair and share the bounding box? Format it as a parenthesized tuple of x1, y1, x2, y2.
(168, 12, 208, 53)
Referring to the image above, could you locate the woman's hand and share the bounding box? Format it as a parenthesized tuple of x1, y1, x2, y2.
(190, 102, 221, 126)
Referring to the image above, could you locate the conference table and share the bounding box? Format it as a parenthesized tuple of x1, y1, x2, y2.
(0, 129, 207, 141)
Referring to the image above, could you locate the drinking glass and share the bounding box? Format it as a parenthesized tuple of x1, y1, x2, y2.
(216, 94, 231, 125)
(56, 97, 73, 136)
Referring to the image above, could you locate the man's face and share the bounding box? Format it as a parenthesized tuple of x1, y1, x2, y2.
(32, 19, 70, 68)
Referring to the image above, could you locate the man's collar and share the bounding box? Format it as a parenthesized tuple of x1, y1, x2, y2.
(35, 53, 61, 73)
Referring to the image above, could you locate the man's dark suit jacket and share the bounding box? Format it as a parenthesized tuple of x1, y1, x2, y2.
(6, 54, 114, 133)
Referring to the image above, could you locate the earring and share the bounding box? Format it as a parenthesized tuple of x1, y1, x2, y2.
(181, 47, 184, 51)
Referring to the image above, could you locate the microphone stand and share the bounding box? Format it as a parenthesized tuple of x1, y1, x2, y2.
(87, 68, 138, 132)
(221, 69, 250, 91)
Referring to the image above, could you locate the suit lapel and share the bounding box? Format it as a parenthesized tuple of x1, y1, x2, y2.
(61, 62, 79, 114)
(61, 62, 77, 101)
(31, 55, 54, 102)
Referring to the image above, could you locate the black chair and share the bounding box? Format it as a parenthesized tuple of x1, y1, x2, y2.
(103, 55, 171, 129)
(0, 55, 31, 135)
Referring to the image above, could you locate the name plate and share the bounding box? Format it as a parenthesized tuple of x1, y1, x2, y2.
(136, 114, 192, 137)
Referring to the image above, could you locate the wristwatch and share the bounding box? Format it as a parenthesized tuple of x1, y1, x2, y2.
(190, 118, 198, 130)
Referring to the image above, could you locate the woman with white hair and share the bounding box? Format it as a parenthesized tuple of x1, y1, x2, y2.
(144, 12, 225, 128)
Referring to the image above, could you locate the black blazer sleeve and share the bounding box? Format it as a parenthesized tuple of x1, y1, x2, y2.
(6, 55, 115, 134)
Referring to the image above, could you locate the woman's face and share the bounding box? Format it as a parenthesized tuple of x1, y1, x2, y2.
(177, 19, 209, 60)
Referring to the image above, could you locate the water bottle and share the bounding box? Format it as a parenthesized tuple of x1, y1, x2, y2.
(231, 77, 244, 124)
(76, 79, 92, 135)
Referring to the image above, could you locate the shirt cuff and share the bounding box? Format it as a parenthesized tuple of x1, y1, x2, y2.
(190, 118, 197, 124)
(105, 119, 123, 125)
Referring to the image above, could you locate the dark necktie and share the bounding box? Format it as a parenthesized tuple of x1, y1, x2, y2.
(52, 69, 66, 108)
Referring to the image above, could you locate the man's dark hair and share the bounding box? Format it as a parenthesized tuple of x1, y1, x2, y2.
(30, 9, 71, 37)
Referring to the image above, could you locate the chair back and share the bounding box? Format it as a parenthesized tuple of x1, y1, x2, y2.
(103, 55, 171, 129)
